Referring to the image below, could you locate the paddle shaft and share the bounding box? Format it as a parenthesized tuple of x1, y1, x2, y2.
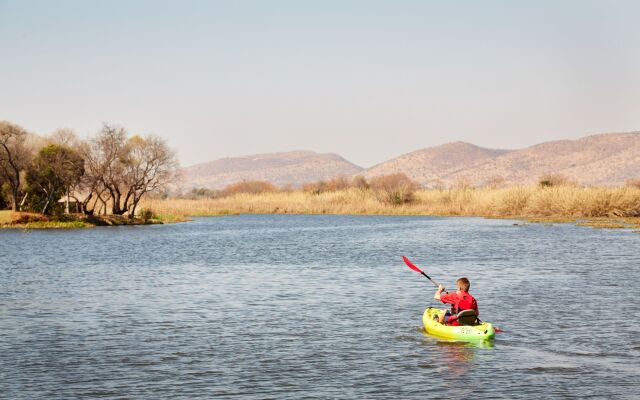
(401, 256, 448, 293)
(419, 271, 442, 289)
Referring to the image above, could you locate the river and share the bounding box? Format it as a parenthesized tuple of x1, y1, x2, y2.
(1, 215, 639, 399)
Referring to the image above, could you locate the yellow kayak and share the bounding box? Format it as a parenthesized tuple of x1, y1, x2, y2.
(422, 307, 495, 341)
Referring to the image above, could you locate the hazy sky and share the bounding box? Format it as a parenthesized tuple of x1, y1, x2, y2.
(1, 1, 639, 167)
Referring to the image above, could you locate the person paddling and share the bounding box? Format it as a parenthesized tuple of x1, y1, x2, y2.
(433, 277, 478, 325)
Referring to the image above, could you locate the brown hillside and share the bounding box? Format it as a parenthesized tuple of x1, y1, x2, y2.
(363, 141, 509, 185)
(182, 151, 363, 189)
(445, 132, 640, 186)
(180, 131, 640, 190)
(364, 132, 640, 187)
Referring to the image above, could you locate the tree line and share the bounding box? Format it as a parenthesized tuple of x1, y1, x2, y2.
(0, 121, 178, 217)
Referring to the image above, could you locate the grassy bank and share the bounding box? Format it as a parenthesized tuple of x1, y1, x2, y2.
(142, 186, 640, 229)
(6, 186, 638, 230)
(0, 210, 189, 229)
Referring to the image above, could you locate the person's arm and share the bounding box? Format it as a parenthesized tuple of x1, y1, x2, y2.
(433, 285, 446, 300)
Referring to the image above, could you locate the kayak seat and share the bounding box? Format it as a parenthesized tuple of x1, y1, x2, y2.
(456, 309, 479, 326)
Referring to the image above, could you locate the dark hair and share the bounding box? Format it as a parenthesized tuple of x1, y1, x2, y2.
(456, 277, 470, 292)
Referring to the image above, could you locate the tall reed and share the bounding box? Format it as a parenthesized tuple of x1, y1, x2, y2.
(142, 186, 640, 219)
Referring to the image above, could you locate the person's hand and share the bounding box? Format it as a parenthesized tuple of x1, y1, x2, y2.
(438, 284, 445, 292)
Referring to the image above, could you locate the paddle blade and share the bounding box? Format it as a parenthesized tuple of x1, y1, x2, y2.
(495, 327, 505, 333)
(402, 256, 423, 274)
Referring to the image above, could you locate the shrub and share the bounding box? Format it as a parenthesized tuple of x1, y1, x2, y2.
(279, 184, 295, 192)
(325, 176, 350, 191)
(223, 180, 276, 196)
(303, 180, 326, 194)
(185, 187, 221, 199)
(351, 175, 369, 189)
(140, 208, 155, 222)
(539, 173, 570, 188)
(626, 179, 640, 189)
(369, 173, 419, 205)
(303, 176, 353, 194)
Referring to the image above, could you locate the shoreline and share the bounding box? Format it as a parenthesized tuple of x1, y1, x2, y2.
(0, 211, 190, 230)
(2, 210, 638, 231)
(141, 185, 640, 231)
(4, 183, 640, 231)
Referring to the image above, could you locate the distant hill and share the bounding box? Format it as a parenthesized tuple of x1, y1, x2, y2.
(363, 132, 640, 187)
(180, 131, 640, 190)
(445, 132, 640, 186)
(181, 151, 363, 189)
(362, 142, 509, 185)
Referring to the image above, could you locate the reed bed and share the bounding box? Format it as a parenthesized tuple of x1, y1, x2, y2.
(143, 186, 640, 221)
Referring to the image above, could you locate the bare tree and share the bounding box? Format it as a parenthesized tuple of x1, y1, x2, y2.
(120, 135, 178, 217)
(0, 121, 31, 211)
(74, 141, 103, 214)
(90, 124, 128, 214)
(81, 124, 178, 217)
(49, 128, 80, 147)
(70, 124, 123, 215)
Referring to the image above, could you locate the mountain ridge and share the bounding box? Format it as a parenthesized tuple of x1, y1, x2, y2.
(181, 150, 363, 189)
(180, 131, 640, 189)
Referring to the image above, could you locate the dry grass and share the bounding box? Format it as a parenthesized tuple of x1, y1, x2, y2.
(0, 211, 92, 229)
(0, 210, 187, 229)
(7, 186, 637, 229)
(576, 221, 627, 229)
(0, 210, 49, 225)
(142, 186, 640, 221)
(0, 210, 16, 224)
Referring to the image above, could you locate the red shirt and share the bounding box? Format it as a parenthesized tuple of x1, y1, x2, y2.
(440, 291, 478, 326)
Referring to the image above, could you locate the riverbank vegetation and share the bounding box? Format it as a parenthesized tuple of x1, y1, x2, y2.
(4, 118, 639, 231)
(143, 174, 640, 230)
(0, 210, 187, 229)
(1, 120, 179, 228)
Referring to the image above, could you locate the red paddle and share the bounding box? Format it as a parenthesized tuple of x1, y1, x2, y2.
(401, 256, 444, 289)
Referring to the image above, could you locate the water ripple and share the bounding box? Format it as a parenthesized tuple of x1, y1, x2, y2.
(1, 215, 639, 399)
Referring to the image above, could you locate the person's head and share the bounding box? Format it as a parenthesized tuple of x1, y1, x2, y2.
(456, 277, 470, 292)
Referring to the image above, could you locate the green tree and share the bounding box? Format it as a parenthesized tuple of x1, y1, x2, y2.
(26, 144, 84, 214)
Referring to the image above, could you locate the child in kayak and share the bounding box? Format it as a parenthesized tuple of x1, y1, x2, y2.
(433, 277, 478, 325)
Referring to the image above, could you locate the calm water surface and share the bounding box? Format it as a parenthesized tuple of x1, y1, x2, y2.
(1, 215, 639, 399)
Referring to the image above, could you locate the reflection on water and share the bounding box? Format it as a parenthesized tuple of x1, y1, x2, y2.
(1, 215, 640, 398)
(420, 328, 494, 377)
(437, 342, 476, 377)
